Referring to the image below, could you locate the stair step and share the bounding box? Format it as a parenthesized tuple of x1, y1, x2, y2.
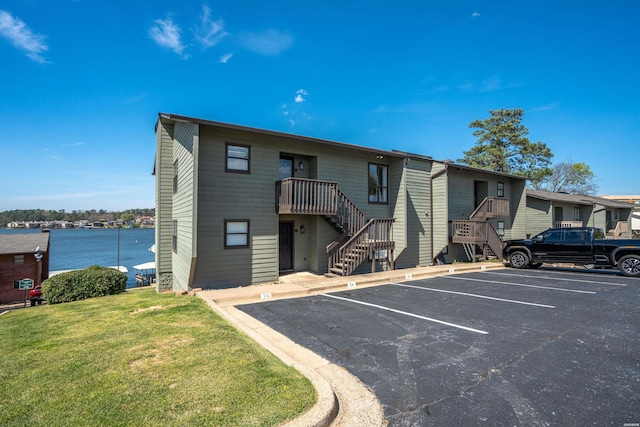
(329, 267, 344, 275)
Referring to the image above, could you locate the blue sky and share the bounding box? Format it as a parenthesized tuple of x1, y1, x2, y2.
(1, 1, 638, 212)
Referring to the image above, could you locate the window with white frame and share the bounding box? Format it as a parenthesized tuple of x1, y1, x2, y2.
(497, 182, 504, 197)
(225, 220, 250, 248)
(497, 220, 505, 236)
(574, 207, 581, 221)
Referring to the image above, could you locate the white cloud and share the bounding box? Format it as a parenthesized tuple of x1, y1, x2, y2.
(193, 5, 227, 49)
(294, 89, 309, 103)
(295, 89, 308, 103)
(237, 28, 293, 56)
(219, 52, 233, 63)
(531, 102, 560, 112)
(149, 16, 188, 58)
(471, 12, 481, 17)
(457, 76, 519, 93)
(0, 10, 48, 63)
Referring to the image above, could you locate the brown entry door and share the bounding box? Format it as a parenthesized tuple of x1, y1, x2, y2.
(279, 222, 293, 271)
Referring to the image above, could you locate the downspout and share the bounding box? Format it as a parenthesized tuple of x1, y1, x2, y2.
(430, 163, 449, 264)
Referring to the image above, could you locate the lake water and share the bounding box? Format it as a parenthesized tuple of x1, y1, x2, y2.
(0, 228, 155, 287)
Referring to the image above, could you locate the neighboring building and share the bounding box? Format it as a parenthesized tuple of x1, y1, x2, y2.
(599, 195, 640, 233)
(432, 161, 527, 263)
(0, 232, 50, 304)
(526, 190, 634, 238)
(154, 113, 527, 292)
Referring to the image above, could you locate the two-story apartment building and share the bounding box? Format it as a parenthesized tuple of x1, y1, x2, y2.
(154, 113, 527, 292)
(526, 190, 634, 238)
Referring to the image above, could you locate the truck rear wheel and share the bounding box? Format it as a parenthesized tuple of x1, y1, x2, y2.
(508, 251, 530, 269)
(618, 255, 640, 277)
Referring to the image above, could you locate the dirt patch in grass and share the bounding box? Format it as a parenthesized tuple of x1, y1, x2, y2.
(130, 305, 164, 314)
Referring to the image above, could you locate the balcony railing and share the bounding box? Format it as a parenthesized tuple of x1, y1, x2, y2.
(276, 178, 338, 215)
(608, 221, 629, 238)
(469, 197, 510, 220)
(555, 221, 583, 228)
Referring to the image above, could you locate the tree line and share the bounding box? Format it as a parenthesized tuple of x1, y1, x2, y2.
(459, 108, 598, 195)
(0, 208, 155, 225)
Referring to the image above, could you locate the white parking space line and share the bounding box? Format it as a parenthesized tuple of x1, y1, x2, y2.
(442, 275, 597, 294)
(487, 271, 627, 287)
(392, 283, 556, 308)
(320, 293, 489, 335)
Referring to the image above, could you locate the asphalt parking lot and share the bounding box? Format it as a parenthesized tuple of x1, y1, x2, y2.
(238, 267, 640, 426)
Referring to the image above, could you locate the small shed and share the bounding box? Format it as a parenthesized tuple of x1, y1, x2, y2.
(0, 232, 50, 304)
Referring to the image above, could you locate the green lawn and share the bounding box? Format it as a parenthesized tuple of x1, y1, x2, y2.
(0, 288, 316, 426)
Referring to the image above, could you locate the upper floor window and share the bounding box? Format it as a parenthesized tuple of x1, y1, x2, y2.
(574, 207, 581, 221)
(368, 163, 388, 204)
(173, 160, 178, 194)
(226, 143, 250, 173)
(14, 255, 24, 264)
(497, 182, 504, 197)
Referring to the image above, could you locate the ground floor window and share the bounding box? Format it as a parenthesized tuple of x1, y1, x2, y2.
(497, 220, 505, 236)
(225, 220, 250, 248)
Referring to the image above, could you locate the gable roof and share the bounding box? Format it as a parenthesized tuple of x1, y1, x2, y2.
(0, 233, 50, 256)
(527, 190, 635, 209)
(159, 113, 429, 161)
(432, 160, 528, 181)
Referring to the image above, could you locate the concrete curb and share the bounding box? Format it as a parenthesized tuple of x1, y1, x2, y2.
(200, 297, 344, 427)
(197, 263, 506, 426)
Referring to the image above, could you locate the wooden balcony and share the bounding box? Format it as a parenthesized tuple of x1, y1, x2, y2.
(276, 178, 339, 215)
(469, 197, 510, 220)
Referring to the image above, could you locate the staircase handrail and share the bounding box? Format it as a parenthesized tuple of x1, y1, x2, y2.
(485, 221, 504, 258)
(328, 218, 394, 276)
(335, 188, 366, 235)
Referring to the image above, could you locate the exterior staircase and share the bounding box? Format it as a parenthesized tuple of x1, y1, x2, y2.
(276, 178, 395, 276)
(451, 197, 508, 262)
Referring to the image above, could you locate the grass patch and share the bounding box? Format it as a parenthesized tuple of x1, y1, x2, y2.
(0, 289, 316, 426)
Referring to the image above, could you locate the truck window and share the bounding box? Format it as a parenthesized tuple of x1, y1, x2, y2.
(541, 230, 562, 241)
(564, 230, 588, 242)
(593, 228, 605, 239)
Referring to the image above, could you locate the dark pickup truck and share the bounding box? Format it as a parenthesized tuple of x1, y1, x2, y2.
(502, 227, 640, 277)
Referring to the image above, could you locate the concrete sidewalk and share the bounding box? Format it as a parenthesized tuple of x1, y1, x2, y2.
(197, 262, 506, 426)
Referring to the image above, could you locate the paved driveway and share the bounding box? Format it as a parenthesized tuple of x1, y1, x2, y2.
(238, 267, 640, 426)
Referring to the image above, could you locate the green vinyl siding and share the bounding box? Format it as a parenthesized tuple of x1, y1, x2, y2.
(171, 121, 198, 291)
(431, 163, 448, 263)
(154, 120, 174, 291)
(195, 128, 277, 287)
(509, 180, 527, 239)
(526, 197, 551, 237)
(396, 159, 432, 267)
